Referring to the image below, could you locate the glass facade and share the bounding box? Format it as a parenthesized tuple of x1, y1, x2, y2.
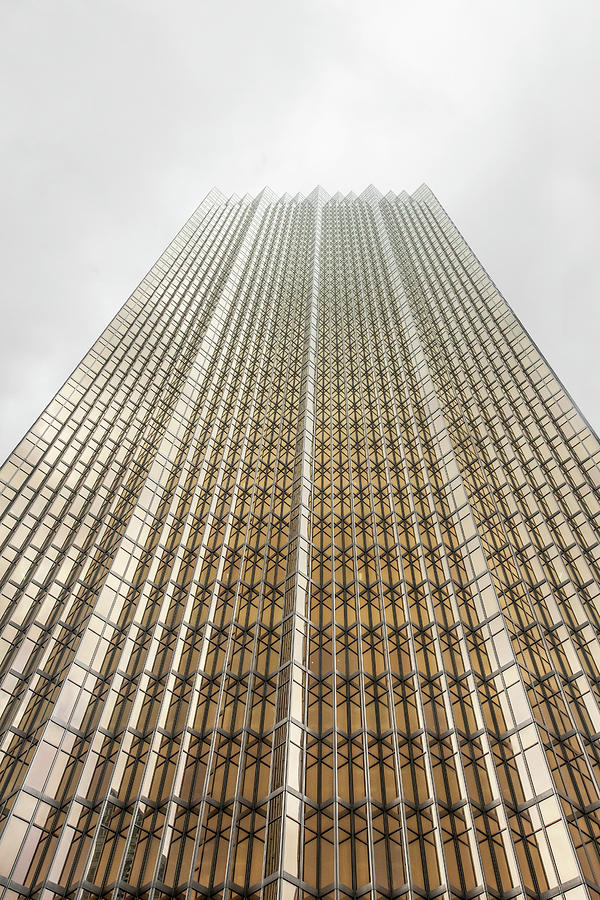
(0, 184, 599, 899)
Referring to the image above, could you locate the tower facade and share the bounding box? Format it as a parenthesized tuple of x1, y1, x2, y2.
(1, 185, 600, 899)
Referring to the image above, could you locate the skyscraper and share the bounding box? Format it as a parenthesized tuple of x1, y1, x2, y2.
(0, 183, 599, 900)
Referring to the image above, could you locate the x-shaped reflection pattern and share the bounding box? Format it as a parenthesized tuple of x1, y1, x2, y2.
(0, 186, 599, 900)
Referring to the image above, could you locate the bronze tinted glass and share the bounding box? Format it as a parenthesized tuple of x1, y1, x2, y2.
(1, 185, 599, 900)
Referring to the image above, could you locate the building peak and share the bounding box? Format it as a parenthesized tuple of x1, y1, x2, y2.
(200, 184, 439, 209)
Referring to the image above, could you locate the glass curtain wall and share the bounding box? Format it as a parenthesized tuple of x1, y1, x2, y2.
(0, 185, 599, 900)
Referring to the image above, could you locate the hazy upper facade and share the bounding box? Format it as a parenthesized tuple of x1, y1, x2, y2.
(0, 185, 599, 898)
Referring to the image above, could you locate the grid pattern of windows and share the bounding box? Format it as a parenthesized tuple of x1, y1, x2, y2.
(0, 184, 599, 900)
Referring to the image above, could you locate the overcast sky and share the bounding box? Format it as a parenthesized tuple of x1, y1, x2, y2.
(1, 0, 599, 462)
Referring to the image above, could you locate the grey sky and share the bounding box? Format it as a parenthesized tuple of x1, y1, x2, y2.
(1, 0, 599, 463)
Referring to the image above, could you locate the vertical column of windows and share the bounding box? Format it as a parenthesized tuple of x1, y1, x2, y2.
(400, 194, 600, 882)
(0, 194, 273, 891)
(386, 194, 591, 893)
(0, 198, 252, 762)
